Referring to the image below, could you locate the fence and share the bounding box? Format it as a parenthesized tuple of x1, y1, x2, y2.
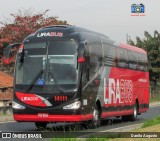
(0, 87, 13, 114)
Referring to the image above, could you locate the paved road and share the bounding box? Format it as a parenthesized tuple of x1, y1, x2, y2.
(0, 106, 159, 133)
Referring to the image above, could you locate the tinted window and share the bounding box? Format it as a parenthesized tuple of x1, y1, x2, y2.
(138, 53, 144, 71)
(143, 54, 148, 71)
(48, 40, 77, 55)
(15, 40, 79, 92)
(117, 48, 128, 68)
(128, 51, 138, 70)
(141, 54, 148, 71)
(48, 40, 78, 85)
(103, 42, 117, 67)
(88, 42, 102, 78)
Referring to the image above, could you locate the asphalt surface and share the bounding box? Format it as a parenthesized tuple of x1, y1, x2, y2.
(0, 105, 159, 140)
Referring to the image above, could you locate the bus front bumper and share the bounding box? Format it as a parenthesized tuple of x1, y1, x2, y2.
(14, 114, 93, 122)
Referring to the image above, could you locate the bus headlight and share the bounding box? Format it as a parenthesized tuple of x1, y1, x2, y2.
(12, 101, 25, 109)
(63, 101, 81, 110)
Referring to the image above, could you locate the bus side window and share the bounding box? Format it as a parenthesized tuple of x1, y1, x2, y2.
(117, 48, 128, 68)
(103, 42, 117, 67)
(138, 53, 145, 71)
(88, 42, 102, 78)
(128, 51, 138, 70)
(143, 54, 148, 72)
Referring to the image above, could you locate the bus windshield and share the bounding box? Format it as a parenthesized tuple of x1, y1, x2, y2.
(15, 39, 78, 93)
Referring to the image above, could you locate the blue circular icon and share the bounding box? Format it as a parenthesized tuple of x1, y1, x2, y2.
(38, 79, 44, 85)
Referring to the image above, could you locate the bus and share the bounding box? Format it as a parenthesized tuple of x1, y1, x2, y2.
(4, 25, 149, 129)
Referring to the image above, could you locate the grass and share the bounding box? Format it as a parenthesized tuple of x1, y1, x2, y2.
(150, 97, 160, 103)
(105, 124, 160, 141)
(86, 138, 109, 141)
(105, 116, 160, 141)
(69, 116, 160, 141)
(50, 138, 77, 141)
(0, 113, 12, 116)
(48, 115, 160, 141)
(0, 114, 13, 118)
(142, 116, 160, 128)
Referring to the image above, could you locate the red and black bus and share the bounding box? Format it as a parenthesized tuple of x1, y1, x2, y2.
(4, 25, 149, 128)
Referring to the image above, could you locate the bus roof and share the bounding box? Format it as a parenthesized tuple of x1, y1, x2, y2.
(37, 25, 109, 38)
(119, 43, 146, 54)
(25, 25, 146, 55)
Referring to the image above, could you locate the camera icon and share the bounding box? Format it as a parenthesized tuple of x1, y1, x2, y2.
(131, 3, 145, 13)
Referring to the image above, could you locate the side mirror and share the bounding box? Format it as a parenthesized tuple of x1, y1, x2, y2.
(4, 43, 21, 65)
(77, 41, 87, 63)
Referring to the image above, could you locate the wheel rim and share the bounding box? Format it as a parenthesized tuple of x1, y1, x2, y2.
(133, 105, 137, 118)
(93, 109, 100, 127)
(93, 109, 99, 121)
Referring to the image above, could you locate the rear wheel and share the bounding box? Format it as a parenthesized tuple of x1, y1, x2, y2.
(122, 102, 138, 121)
(129, 102, 138, 121)
(35, 122, 47, 129)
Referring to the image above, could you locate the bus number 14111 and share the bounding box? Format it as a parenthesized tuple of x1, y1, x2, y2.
(54, 96, 68, 101)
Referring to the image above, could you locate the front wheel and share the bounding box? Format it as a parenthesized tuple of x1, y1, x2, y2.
(90, 106, 101, 128)
(35, 122, 47, 129)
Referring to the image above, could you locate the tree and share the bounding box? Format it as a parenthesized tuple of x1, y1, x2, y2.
(128, 30, 160, 91)
(0, 9, 68, 73)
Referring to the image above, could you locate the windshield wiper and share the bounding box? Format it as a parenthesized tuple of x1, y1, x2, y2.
(48, 71, 65, 94)
(25, 69, 44, 93)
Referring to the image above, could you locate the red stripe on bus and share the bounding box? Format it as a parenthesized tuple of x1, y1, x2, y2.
(119, 43, 146, 54)
(101, 110, 133, 118)
(14, 114, 93, 122)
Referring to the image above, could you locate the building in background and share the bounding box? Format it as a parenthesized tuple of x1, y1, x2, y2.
(0, 71, 13, 109)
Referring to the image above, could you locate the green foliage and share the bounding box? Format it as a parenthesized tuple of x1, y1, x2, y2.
(50, 138, 77, 141)
(86, 138, 108, 141)
(128, 30, 160, 89)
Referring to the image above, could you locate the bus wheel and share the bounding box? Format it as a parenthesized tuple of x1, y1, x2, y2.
(130, 102, 138, 121)
(91, 106, 101, 128)
(35, 122, 47, 129)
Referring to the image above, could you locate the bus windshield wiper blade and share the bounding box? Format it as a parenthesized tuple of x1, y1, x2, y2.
(25, 69, 44, 93)
(48, 71, 65, 94)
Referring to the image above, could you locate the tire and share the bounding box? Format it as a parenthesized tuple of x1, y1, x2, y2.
(90, 106, 101, 128)
(129, 102, 138, 121)
(122, 102, 138, 122)
(35, 122, 47, 129)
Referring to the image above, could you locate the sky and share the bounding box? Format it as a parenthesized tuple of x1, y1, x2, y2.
(0, 0, 160, 43)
